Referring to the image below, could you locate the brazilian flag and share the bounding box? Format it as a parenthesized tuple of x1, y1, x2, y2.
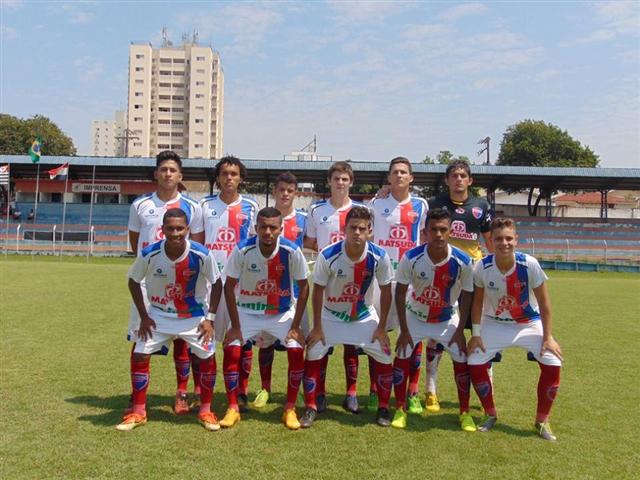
(28, 137, 42, 163)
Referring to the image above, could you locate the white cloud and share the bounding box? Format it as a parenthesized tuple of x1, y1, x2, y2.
(61, 3, 95, 24)
(0, 23, 17, 39)
(325, 0, 415, 23)
(73, 56, 104, 83)
(561, 1, 639, 47)
(437, 2, 488, 22)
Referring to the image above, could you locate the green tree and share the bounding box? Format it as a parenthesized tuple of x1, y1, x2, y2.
(497, 119, 599, 168)
(0, 114, 76, 156)
(417, 151, 475, 198)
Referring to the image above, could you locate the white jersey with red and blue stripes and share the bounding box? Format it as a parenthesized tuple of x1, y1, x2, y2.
(396, 244, 473, 323)
(225, 236, 310, 316)
(306, 199, 364, 250)
(200, 194, 258, 273)
(282, 210, 307, 248)
(128, 240, 220, 320)
(369, 194, 428, 271)
(314, 240, 393, 323)
(473, 252, 548, 323)
(128, 192, 203, 253)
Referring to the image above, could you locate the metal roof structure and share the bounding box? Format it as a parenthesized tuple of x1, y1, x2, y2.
(3, 154, 640, 191)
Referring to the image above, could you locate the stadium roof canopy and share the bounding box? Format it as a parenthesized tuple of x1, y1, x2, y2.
(3, 154, 640, 192)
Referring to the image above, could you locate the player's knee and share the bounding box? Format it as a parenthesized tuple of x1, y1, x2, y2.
(132, 353, 150, 362)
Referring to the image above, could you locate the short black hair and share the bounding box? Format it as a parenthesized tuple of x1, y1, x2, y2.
(214, 155, 247, 182)
(426, 208, 451, 225)
(275, 171, 298, 187)
(445, 159, 471, 178)
(257, 206, 282, 222)
(163, 207, 187, 224)
(156, 150, 182, 170)
(389, 156, 412, 174)
(346, 205, 372, 225)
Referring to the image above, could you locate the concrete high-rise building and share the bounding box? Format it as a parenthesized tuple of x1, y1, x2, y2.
(126, 37, 224, 159)
(91, 111, 126, 156)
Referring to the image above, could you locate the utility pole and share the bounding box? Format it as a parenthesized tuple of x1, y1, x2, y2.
(115, 128, 140, 157)
(477, 136, 490, 165)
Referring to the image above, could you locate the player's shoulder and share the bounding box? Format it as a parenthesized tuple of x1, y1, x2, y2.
(200, 193, 219, 206)
(451, 245, 472, 265)
(350, 199, 365, 208)
(319, 241, 342, 260)
(480, 254, 495, 269)
(237, 235, 258, 252)
(132, 192, 154, 208)
(468, 195, 490, 209)
(410, 195, 429, 209)
(367, 241, 388, 259)
(279, 236, 300, 252)
(404, 244, 426, 261)
(309, 199, 328, 214)
(241, 195, 259, 209)
(427, 194, 447, 208)
(179, 193, 200, 209)
(189, 240, 210, 257)
(295, 208, 308, 218)
(140, 240, 163, 258)
(516, 251, 540, 268)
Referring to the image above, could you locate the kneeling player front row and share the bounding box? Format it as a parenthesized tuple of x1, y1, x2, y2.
(117, 206, 563, 441)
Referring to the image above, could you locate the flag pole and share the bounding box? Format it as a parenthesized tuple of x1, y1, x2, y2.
(59, 165, 69, 258)
(4, 163, 11, 257)
(86, 164, 96, 262)
(32, 163, 40, 260)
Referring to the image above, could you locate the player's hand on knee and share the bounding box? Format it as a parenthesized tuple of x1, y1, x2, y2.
(372, 327, 391, 355)
(286, 327, 305, 347)
(198, 319, 214, 345)
(138, 315, 156, 341)
(224, 327, 243, 346)
(467, 336, 485, 354)
(306, 328, 325, 348)
(541, 336, 563, 361)
(449, 329, 467, 354)
(395, 330, 414, 357)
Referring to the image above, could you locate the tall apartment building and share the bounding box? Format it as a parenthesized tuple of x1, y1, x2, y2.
(126, 39, 224, 159)
(91, 111, 126, 156)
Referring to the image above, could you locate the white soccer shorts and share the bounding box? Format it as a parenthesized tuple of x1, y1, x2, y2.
(226, 309, 302, 349)
(467, 319, 562, 366)
(396, 310, 466, 363)
(133, 314, 215, 359)
(306, 310, 392, 364)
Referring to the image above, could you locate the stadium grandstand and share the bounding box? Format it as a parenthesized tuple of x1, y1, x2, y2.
(1, 155, 639, 269)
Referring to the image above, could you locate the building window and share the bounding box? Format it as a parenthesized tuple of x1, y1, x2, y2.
(134, 117, 142, 122)
(158, 132, 170, 136)
(134, 92, 143, 97)
(135, 67, 143, 72)
(172, 95, 184, 100)
(159, 95, 170, 100)
(173, 107, 184, 112)
(173, 83, 184, 88)
(159, 70, 171, 75)
(195, 131, 203, 135)
(196, 56, 205, 61)
(160, 58, 171, 63)
(133, 142, 143, 147)
(171, 120, 184, 125)
(173, 58, 185, 63)
(158, 144, 170, 149)
(195, 81, 205, 86)
(194, 144, 203, 148)
(195, 93, 204, 99)
(196, 68, 205, 74)
(158, 119, 170, 125)
(135, 54, 144, 59)
(173, 71, 184, 75)
(171, 144, 183, 150)
(134, 104, 143, 109)
(195, 118, 203, 124)
(159, 82, 171, 87)
(195, 105, 204, 111)
(135, 79, 143, 84)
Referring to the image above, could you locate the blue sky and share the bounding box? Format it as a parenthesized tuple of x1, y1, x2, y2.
(1, 0, 639, 167)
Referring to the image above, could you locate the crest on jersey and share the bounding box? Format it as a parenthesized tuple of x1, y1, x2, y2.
(495, 295, 518, 315)
(155, 226, 164, 240)
(330, 231, 345, 244)
(165, 283, 183, 300)
(389, 224, 409, 240)
(472, 207, 483, 219)
(406, 210, 419, 223)
(342, 282, 360, 297)
(182, 269, 197, 281)
(236, 212, 248, 223)
(512, 281, 526, 292)
(256, 279, 277, 294)
(275, 263, 286, 273)
(217, 227, 236, 243)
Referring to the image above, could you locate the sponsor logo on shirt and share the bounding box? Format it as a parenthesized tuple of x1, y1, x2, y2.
(450, 220, 477, 241)
(327, 282, 360, 303)
(165, 283, 183, 300)
(240, 279, 291, 297)
(412, 286, 448, 307)
(455, 207, 465, 214)
(472, 207, 483, 219)
(495, 295, 519, 315)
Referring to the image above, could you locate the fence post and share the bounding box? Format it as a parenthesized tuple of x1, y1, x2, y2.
(90, 225, 95, 257)
(603, 240, 607, 264)
(52, 225, 57, 255)
(16, 224, 21, 252)
(565, 238, 570, 262)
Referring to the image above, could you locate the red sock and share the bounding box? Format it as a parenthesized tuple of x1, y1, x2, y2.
(130, 356, 150, 416)
(536, 363, 561, 423)
(453, 361, 471, 413)
(317, 354, 329, 396)
(375, 361, 393, 409)
(223, 345, 241, 410)
(173, 339, 190, 393)
(258, 346, 275, 392)
(393, 357, 410, 410)
(197, 355, 217, 414)
(469, 363, 497, 416)
(191, 354, 201, 395)
(344, 345, 359, 396)
(303, 359, 322, 410)
(408, 341, 423, 396)
(239, 344, 253, 396)
(286, 347, 304, 409)
(368, 356, 377, 394)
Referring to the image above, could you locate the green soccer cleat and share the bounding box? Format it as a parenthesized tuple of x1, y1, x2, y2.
(367, 392, 379, 412)
(407, 394, 424, 415)
(478, 415, 497, 432)
(252, 389, 270, 409)
(459, 412, 477, 432)
(535, 422, 557, 441)
(391, 409, 407, 429)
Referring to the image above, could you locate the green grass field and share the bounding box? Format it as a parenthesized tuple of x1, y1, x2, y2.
(1, 256, 639, 479)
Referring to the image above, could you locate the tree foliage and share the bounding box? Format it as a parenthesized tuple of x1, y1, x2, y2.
(497, 119, 599, 168)
(416, 151, 476, 198)
(0, 114, 76, 156)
